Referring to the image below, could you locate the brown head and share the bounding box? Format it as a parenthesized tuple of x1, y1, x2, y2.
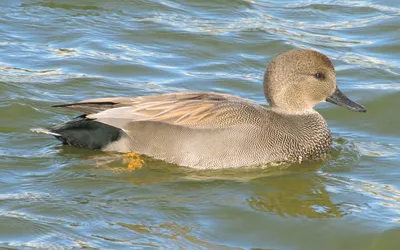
(264, 49, 366, 113)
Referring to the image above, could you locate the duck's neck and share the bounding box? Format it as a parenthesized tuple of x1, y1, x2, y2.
(270, 107, 317, 116)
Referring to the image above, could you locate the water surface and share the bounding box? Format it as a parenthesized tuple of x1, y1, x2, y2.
(1, 0, 400, 249)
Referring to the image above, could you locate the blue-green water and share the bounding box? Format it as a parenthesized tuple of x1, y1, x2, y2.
(1, 0, 399, 249)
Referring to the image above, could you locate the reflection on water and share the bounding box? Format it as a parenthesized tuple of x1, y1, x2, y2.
(113, 222, 236, 249)
(248, 173, 344, 219)
(88, 153, 343, 219)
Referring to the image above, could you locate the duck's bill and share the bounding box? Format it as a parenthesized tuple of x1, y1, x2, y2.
(326, 88, 367, 112)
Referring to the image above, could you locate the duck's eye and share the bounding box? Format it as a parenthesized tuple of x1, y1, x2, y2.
(315, 73, 325, 79)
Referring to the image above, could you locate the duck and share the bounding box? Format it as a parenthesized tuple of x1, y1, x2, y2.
(32, 49, 366, 169)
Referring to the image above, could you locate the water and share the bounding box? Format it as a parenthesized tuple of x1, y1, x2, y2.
(1, 0, 399, 249)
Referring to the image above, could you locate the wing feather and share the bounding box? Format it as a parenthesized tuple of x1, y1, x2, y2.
(54, 92, 267, 129)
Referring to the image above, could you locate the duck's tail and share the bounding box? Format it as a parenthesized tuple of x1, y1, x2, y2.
(31, 128, 61, 136)
(31, 118, 123, 150)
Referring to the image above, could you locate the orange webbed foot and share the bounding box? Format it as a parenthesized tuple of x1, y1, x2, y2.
(123, 152, 144, 171)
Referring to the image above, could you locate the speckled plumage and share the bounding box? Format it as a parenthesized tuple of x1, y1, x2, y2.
(33, 49, 366, 169)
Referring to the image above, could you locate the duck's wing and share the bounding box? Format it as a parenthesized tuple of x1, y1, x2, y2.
(54, 92, 267, 129)
(53, 92, 244, 114)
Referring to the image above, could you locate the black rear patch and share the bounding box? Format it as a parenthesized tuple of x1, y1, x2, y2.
(49, 118, 123, 150)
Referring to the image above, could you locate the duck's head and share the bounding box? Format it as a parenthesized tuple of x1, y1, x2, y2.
(264, 49, 366, 113)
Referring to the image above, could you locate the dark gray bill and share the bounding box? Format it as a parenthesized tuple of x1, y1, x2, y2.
(326, 88, 367, 112)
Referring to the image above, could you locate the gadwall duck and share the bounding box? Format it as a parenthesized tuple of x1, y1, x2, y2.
(33, 49, 366, 169)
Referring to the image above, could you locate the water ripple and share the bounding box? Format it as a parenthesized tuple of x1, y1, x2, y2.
(0, 0, 399, 248)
